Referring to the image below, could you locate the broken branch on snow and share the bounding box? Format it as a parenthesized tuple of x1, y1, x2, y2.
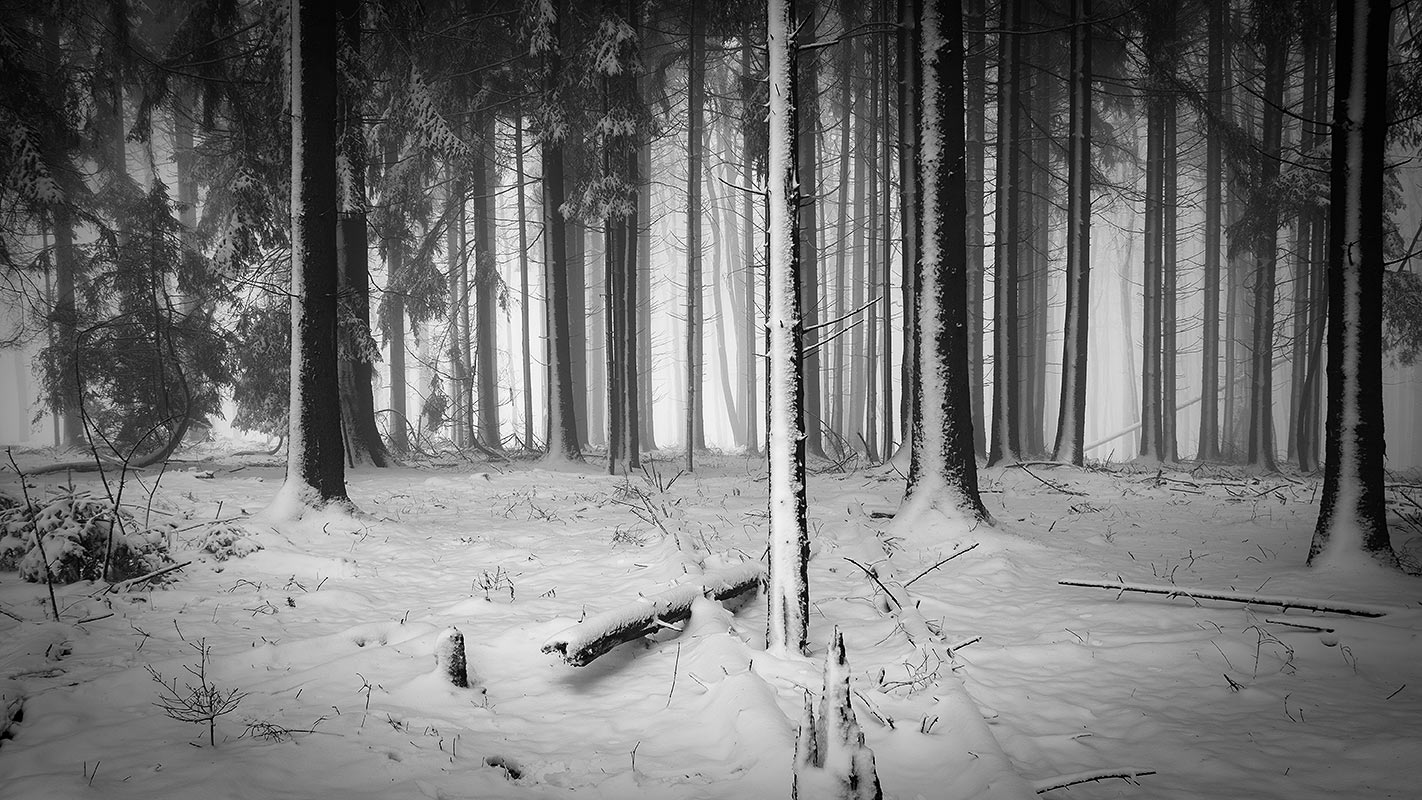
(541, 564, 763, 667)
(1059, 579, 1395, 617)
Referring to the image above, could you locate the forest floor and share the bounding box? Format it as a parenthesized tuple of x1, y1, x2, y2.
(1, 444, 1420, 800)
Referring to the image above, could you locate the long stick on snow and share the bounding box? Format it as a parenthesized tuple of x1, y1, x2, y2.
(1058, 579, 1395, 617)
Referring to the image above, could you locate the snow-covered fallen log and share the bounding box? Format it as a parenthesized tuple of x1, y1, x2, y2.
(1058, 579, 1396, 617)
(541, 563, 763, 667)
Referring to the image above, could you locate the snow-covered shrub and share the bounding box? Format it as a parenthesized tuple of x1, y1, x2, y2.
(0, 490, 171, 583)
(199, 524, 263, 561)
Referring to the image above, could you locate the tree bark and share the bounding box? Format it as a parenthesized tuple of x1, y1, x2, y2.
(1247, 30, 1285, 472)
(474, 116, 502, 452)
(1196, 0, 1224, 462)
(987, 0, 1023, 466)
(796, 2, 825, 460)
(1308, 0, 1397, 568)
(685, 2, 706, 467)
(282, 0, 351, 509)
(766, 0, 809, 657)
(1052, 0, 1091, 466)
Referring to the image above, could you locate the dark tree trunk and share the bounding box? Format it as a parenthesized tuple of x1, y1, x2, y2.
(568, 216, 588, 446)
(896, 0, 918, 442)
(796, 3, 825, 460)
(965, 0, 987, 459)
(1140, 100, 1164, 461)
(686, 2, 706, 467)
(285, 0, 351, 507)
(1247, 32, 1286, 472)
(987, 0, 1023, 466)
(1196, 0, 1224, 462)
(336, 0, 390, 468)
(1052, 0, 1091, 466)
(515, 106, 536, 451)
(1161, 96, 1178, 463)
(474, 117, 502, 452)
(904, 0, 987, 522)
(541, 5, 582, 461)
(1308, 0, 1396, 568)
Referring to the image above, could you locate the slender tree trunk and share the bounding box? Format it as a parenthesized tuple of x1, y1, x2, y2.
(1247, 34, 1286, 472)
(282, 0, 351, 509)
(896, 0, 918, 442)
(1196, 0, 1224, 461)
(686, 2, 705, 467)
(568, 217, 588, 446)
(766, 0, 809, 657)
(965, 0, 986, 459)
(864, 36, 880, 464)
(709, 161, 745, 446)
(638, 131, 658, 451)
(1052, 0, 1091, 466)
(515, 107, 536, 451)
(335, 0, 390, 468)
(987, 0, 1023, 466)
(796, 3, 825, 459)
(1140, 103, 1164, 461)
(475, 117, 502, 451)
(833, 3, 853, 445)
(388, 244, 409, 452)
(1161, 97, 1178, 462)
(742, 43, 761, 456)
(879, 15, 895, 457)
(541, 4, 582, 461)
(1309, 0, 1396, 568)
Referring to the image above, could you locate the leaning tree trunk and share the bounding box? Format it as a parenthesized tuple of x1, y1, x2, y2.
(1308, 0, 1397, 568)
(766, 0, 809, 658)
(281, 0, 351, 510)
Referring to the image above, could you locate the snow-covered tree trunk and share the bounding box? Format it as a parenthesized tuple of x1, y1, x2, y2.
(1308, 0, 1397, 569)
(279, 0, 352, 512)
(765, 0, 809, 658)
(987, 0, 1023, 467)
(901, 0, 988, 524)
(1051, 0, 1092, 466)
(538, 1, 583, 463)
(895, 0, 918, 444)
(335, 0, 391, 469)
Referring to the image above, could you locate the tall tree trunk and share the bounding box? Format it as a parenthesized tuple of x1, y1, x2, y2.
(965, 0, 986, 459)
(515, 107, 536, 451)
(637, 56, 659, 452)
(796, 2, 825, 459)
(41, 9, 80, 447)
(1308, 0, 1396, 568)
(987, 0, 1023, 466)
(766, 0, 809, 657)
(864, 35, 880, 464)
(686, 2, 706, 467)
(541, 3, 582, 462)
(568, 217, 588, 446)
(832, 1, 853, 445)
(282, 0, 351, 509)
(387, 243, 409, 452)
(336, 0, 390, 467)
(1161, 97, 1178, 462)
(741, 42, 761, 456)
(1196, 0, 1224, 461)
(474, 117, 502, 452)
(1295, 19, 1329, 473)
(1139, 102, 1164, 461)
(1247, 31, 1286, 472)
(902, 0, 987, 522)
(709, 157, 745, 446)
(1052, 0, 1091, 466)
(896, 0, 918, 442)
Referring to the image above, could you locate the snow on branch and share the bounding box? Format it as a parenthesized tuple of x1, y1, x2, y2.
(541, 564, 763, 667)
(1058, 579, 1397, 618)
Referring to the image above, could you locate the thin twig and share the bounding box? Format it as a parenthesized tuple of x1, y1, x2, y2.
(843, 557, 901, 610)
(903, 543, 980, 588)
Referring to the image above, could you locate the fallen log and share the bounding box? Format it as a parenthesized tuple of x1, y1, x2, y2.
(541, 563, 763, 667)
(1059, 579, 1395, 618)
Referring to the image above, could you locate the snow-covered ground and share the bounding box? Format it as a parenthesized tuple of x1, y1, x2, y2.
(1, 448, 1419, 799)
